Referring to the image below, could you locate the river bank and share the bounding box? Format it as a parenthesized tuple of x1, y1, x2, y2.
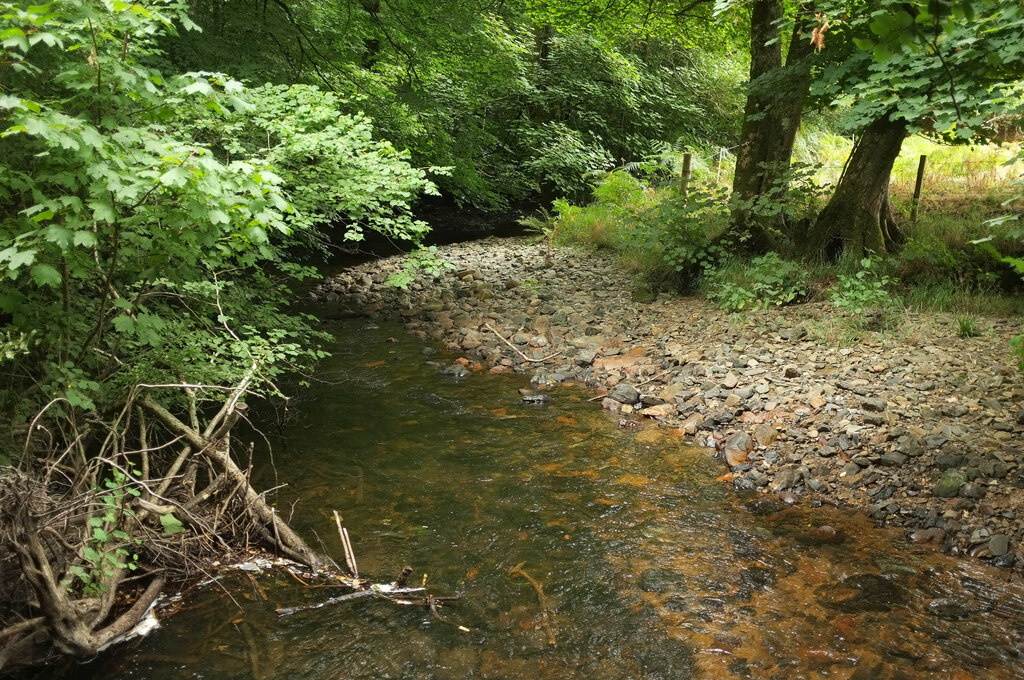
(311, 237, 1024, 571)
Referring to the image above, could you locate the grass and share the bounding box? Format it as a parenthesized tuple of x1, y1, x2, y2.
(903, 280, 1024, 317)
(957, 315, 983, 338)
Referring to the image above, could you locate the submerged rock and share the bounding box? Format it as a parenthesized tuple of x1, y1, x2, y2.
(638, 568, 688, 593)
(816, 574, 906, 613)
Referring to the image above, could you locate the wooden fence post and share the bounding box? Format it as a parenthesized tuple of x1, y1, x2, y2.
(911, 154, 927, 223)
(680, 152, 693, 201)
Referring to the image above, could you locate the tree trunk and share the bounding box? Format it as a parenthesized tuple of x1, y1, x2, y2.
(730, 2, 816, 251)
(809, 114, 907, 259)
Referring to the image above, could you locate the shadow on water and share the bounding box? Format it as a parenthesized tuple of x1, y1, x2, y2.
(66, 320, 1024, 680)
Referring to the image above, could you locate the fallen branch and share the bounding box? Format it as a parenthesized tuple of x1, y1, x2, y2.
(509, 561, 556, 645)
(484, 323, 563, 363)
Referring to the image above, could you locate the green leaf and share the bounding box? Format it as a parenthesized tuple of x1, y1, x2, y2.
(2, 248, 36, 271)
(90, 201, 117, 223)
(159, 166, 190, 188)
(29, 264, 61, 288)
(73, 230, 98, 247)
(160, 513, 185, 535)
(112, 315, 135, 334)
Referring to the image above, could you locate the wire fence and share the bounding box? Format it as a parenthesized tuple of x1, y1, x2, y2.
(668, 143, 1023, 220)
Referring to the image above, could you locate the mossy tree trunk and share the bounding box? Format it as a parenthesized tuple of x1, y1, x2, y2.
(808, 113, 908, 259)
(730, 2, 816, 251)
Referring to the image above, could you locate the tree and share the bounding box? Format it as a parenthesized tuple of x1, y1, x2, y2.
(728, 0, 817, 250)
(808, 0, 1024, 258)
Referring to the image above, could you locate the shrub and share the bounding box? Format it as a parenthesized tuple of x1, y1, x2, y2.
(643, 185, 732, 286)
(703, 253, 809, 311)
(830, 256, 897, 314)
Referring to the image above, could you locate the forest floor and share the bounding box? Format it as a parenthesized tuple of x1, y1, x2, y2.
(312, 236, 1024, 572)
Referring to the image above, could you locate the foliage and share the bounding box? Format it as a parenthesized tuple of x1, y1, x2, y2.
(64, 468, 142, 594)
(813, 0, 1024, 139)
(702, 253, 809, 312)
(727, 161, 830, 238)
(518, 208, 558, 263)
(386, 246, 456, 288)
(647, 185, 732, 284)
(163, 0, 747, 210)
(174, 83, 440, 250)
(0, 0, 444, 432)
(830, 256, 897, 314)
(522, 122, 614, 197)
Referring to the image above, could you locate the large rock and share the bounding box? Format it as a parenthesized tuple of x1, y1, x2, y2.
(771, 466, 801, 491)
(860, 397, 888, 412)
(989, 534, 1011, 556)
(724, 432, 754, 467)
(575, 349, 597, 367)
(609, 383, 640, 405)
(680, 413, 703, 435)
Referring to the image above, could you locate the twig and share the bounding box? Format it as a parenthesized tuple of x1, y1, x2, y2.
(509, 562, 556, 645)
(636, 369, 672, 388)
(334, 510, 358, 578)
(483, 323, 563, 363)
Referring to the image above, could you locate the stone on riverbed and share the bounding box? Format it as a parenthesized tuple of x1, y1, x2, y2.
(609, 383, 640, 405)
(640, 403, 676, 419)
(724, 432, 754, 467)
(933, 470, 966, 498)
(860, 397, 888, 412)
(638, 568, 688, 593)
(816, 574, 906, 613)
(753, 423, 778, 447)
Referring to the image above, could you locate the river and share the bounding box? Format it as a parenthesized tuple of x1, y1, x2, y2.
(69, 318, 1024, 679)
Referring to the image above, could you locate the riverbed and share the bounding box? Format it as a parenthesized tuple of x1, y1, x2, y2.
(71, 319, 1024, 679)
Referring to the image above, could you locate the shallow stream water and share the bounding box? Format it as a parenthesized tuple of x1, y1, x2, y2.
(72, 319, 1024, 679)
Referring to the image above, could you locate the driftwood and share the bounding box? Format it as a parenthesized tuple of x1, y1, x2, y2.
(0, 366, 323, 672)
(483, 323, 563, 363)
(274, 554, 463, 628)
(333, 510, 358, 578)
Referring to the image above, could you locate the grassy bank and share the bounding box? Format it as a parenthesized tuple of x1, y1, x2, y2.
(542, 136, 1024, 360)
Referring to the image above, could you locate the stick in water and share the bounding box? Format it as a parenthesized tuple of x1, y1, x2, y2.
(510, 562, 556, 645)
(333, 510, 358, 578)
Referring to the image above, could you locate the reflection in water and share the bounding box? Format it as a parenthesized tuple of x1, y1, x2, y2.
(69, 320, 1024, 679)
